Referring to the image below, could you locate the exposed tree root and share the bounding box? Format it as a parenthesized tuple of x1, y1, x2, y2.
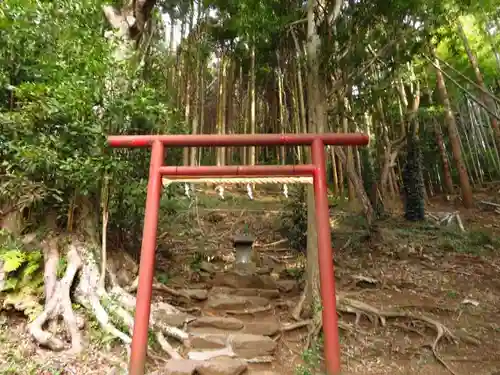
(292, 281, 307, 321)
(291, 291, 478, 375)
(305, 315, 322, 350)
(24, 236, 192, 360)
(28, 239, 83, 353)
(156, 331, 182, 360)
(126, 276, 192, 301)
(334, 295, 478, 375)
(281, 319, 313, 332)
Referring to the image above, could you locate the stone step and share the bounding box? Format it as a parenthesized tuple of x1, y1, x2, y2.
(210, 287, 280, 299)
(276, 279, 299, 293)
(187, 316, 280, 336)
(206, 293, 270, 310)
(232, 334, 278, 358)
(189, 316, 244, 331)
(157, 358, 281, 375)
(241, 319, 279, 336)
(183, 288, 209, 300)
(188, 333, 277, 359)
(211, 271, 278, 290)
(158, 358, 247, 375)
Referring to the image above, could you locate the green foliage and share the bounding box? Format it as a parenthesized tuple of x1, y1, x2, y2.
(205, 0, 297, 46)
(284, 264, 305, 280)
(87, 308, 124, 348)
(157, 272, 170, 285)
(279, 187, 307, 253)
(0, 0, 181, 243)
(434, 14, 499, 95)
(1, 250, 26, 273)
(0, 230, 44, 320)
(438, 227, 500, 254)
(56, 257, 68, 278)
(295, 334, 325, 375)
(190, 251, 203, 271)
(387, 217, 500, 254)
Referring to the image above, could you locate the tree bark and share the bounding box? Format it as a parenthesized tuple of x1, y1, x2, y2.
(249, 43, 257, 166)
(457, 20, 500, 152)
(432, 52, 474, 208)
(339, 94, 356, 201)
(304, 0, 323, 317)
(291, 29, 308, 162)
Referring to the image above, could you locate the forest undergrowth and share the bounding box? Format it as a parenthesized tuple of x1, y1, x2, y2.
(1, 189, 500, 375)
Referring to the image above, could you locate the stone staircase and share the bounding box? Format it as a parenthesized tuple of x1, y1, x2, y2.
(158, 266, 299, 375)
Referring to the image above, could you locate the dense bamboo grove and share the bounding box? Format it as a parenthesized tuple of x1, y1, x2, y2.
(165, 2, 500, 212)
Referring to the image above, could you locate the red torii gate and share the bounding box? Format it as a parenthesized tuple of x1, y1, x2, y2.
(107, 133, 369, 375)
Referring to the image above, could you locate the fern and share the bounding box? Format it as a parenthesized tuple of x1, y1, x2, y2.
(23, 261, 41, 278)
(0, 232, 44, 295)
(0, 233, 44, 320)
(0, 250, 27, 272)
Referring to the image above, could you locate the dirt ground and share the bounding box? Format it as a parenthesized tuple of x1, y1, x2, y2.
(1, 190, 500, 375)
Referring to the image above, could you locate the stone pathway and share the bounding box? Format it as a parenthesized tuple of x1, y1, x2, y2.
(157, 266, 300, 375)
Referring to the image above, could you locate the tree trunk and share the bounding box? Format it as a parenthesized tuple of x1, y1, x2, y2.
(290, 60, 303, 162)
(337, 154, 344, 197)
(304, 0, 323, 317)
(376, 96, 402, 198)
(168, 13, 176, 88)
(183, 60, 191, 166)
(190, 43, 202, 166)
(340, 94, 356, 201)
(291, 29, 308, 163)
(457, 20, 500, 152)
(241, 65, 249, 165)
(199, 51, 206, 166)
(176, 18, 186, 106)
(249, 43, 257, 166)
(433, 119, 454, 195)
(216, 54, 227, 166)
(276, 53, 287, 165)
(226, 61, 235, 163)
(432, 51, 474, 208)
(335, 148, 374, 222)
(330, 147, 339, 196)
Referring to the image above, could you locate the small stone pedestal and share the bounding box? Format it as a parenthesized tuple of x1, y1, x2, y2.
(232, 235, 256, 272)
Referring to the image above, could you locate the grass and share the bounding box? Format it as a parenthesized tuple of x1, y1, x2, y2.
(384, 218, 500, 254)
(295, 334, 325, 375)
(437, 227, 500, 254)
(0, 311, 129, 375)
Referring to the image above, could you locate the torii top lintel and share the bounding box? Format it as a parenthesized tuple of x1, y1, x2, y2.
(107, 133, 369, 148)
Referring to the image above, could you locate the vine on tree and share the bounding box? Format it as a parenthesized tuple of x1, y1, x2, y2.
(402, 129, 426, 221)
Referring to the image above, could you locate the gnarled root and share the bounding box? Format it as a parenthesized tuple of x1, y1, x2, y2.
(73, 241, 190, 359)
(27, 236, 190, 361)
(28, 239, 83, 353)
(332, 295, 478, 375)
(297, 292, 477, 375)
